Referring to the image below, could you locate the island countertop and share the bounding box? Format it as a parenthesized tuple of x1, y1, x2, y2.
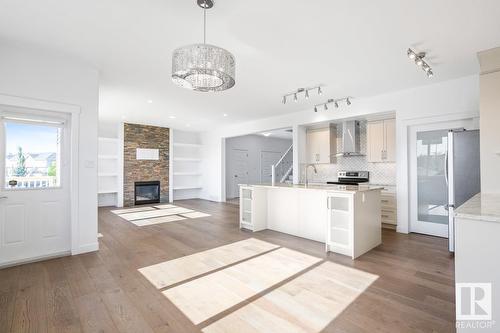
(455, 193, 500, 223)
(239, 183, 384, 193)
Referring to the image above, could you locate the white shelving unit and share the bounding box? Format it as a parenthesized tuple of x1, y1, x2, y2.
(170, 130, 203, 201)
(98, 137, 123, 207)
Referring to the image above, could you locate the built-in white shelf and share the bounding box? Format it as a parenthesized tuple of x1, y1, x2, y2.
(173, 186, 202, 190)
(98, 189, 118, 194)
(173, 157, 202, 162)
(173, 142, 202, 148)
(98, 155, 119, 160)
(98, 134, 123, 207)
(173, 172, 202, 176)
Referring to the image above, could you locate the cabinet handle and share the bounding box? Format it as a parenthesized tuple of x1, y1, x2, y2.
(381, 199, 389, 203)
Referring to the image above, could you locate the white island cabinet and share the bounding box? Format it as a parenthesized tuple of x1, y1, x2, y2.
(326, 190, 382, 259)
(238, 184, 382, 259)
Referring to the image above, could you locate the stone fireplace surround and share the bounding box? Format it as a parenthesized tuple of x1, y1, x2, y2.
(123, 123, 169, 206)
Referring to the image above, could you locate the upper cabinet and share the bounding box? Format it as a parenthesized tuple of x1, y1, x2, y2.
(367, 119, 396, 163)
(306, 126, 336, 164)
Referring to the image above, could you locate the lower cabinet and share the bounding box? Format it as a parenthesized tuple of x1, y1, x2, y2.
(239, 186, 267, 231)
(326, 191, 382, 259)
(381, 191, 397, 226)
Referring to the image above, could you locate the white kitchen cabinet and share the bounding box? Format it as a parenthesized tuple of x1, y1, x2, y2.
(367, 119, 395, 162)
(326, 190, 382, 259)
(306, 126, 336, 164)
(239, 186, 267, 231)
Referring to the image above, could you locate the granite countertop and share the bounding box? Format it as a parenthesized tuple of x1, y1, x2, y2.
(239, 183, 384, 193)
(455, 193, 500, 223)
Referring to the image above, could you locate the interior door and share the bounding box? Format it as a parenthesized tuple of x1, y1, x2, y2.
(0, 109, 70, 266)
(230, 149, 248, 198)
(409, 119, 475, 237)
(260, 151, 282, 183)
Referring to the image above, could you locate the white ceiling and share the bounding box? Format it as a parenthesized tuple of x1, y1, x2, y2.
(1, 0, 500, 131)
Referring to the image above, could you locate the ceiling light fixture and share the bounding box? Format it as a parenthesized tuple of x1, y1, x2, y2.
(172, 0, 235, 92)
(313, 97, 353, 112)
(282, 85, 323, 104)
(169, 115, 176, 119)
(407, 48, 434, 78)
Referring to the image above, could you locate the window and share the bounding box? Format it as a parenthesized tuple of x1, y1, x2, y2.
(4, 121, 62, 189)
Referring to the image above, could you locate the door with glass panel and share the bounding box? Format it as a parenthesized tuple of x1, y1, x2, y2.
(0, 108, 70, 266)
(409, 119, 474, 237)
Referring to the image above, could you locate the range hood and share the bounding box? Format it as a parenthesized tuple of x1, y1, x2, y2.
(334, 120, 365, 157)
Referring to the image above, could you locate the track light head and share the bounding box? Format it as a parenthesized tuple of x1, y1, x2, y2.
(305, 90, 309, 99)
(314, 106, 318, 112)
(415, 58, 424, 67)
(318, 87, 322, 95)
(427, 70, 434, 78)
(334, 101, 339, 108)
(407, 49, 416, 59)
(282, 96, 286, 104)
(294, 93, 298, 102)
(346, 98, 351, 106)
(324, 104, 328, 111)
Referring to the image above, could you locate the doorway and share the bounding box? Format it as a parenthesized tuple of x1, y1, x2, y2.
(0, 108, 71, 266)
(408, 118, 475, 237)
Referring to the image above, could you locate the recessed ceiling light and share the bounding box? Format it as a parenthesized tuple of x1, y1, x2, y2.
(262, 132, 271, 137)
(223, 113, 228, 117)
(169, 115, 176, 119)
(147, 100, 153, 104)
(186, 124, 191, 127)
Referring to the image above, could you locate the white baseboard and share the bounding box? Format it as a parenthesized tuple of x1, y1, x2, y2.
(0, 250, 71, 269)
(72, 242, 99, 255)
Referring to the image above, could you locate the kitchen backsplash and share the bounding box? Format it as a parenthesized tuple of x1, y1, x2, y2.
(300, 121, 396, 185)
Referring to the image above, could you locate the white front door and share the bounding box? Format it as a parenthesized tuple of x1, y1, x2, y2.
(260, 151, 282, 183)
(408, 118, 475, 237)
(0, 109, 71, 266)
(230, 149, 248, 198)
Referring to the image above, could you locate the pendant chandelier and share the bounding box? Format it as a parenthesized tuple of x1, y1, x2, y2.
(172, 0, 236, 92)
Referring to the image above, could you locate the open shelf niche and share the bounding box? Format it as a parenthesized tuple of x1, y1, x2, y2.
(98, 136, 124, 207)
(170, 130, 203, 201)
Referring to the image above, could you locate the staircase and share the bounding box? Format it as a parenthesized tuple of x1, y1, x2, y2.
(273, 144, 293, 184)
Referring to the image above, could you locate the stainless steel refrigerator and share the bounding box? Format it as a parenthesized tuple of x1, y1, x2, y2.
(447, 129, 481, 252)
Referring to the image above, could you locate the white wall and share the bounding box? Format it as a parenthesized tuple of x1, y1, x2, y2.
(200, 75, 479, 233)
(478, 47, 500, 193)
(0, 41, 99, 254)
(225, 135, 292, 198)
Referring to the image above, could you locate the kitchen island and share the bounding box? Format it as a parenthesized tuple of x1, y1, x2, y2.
(239, 183, 382, 259)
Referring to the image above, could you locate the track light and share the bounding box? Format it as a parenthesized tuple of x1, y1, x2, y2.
(313, 96, 352, 112)
(282, 85, 323, 104)
(407, 48, 434, 78)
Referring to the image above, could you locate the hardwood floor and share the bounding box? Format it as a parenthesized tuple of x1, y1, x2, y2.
(0, 199, 455, 332)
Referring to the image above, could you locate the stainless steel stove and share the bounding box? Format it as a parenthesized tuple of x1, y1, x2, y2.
(327, 171, 369, 185)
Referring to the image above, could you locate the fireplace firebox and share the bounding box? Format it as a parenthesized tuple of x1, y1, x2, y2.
(134, 181, 160, 205)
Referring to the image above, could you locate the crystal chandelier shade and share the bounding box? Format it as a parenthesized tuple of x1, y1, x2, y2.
(172, 44, 235, 92)
(171, 0, 236, 92)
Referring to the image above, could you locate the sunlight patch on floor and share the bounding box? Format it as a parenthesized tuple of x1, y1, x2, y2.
(162, 247, 321, 325)
(138, 238, 279, 289)
(202, 261, 379, 333)
(111, 204, 212, 226)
